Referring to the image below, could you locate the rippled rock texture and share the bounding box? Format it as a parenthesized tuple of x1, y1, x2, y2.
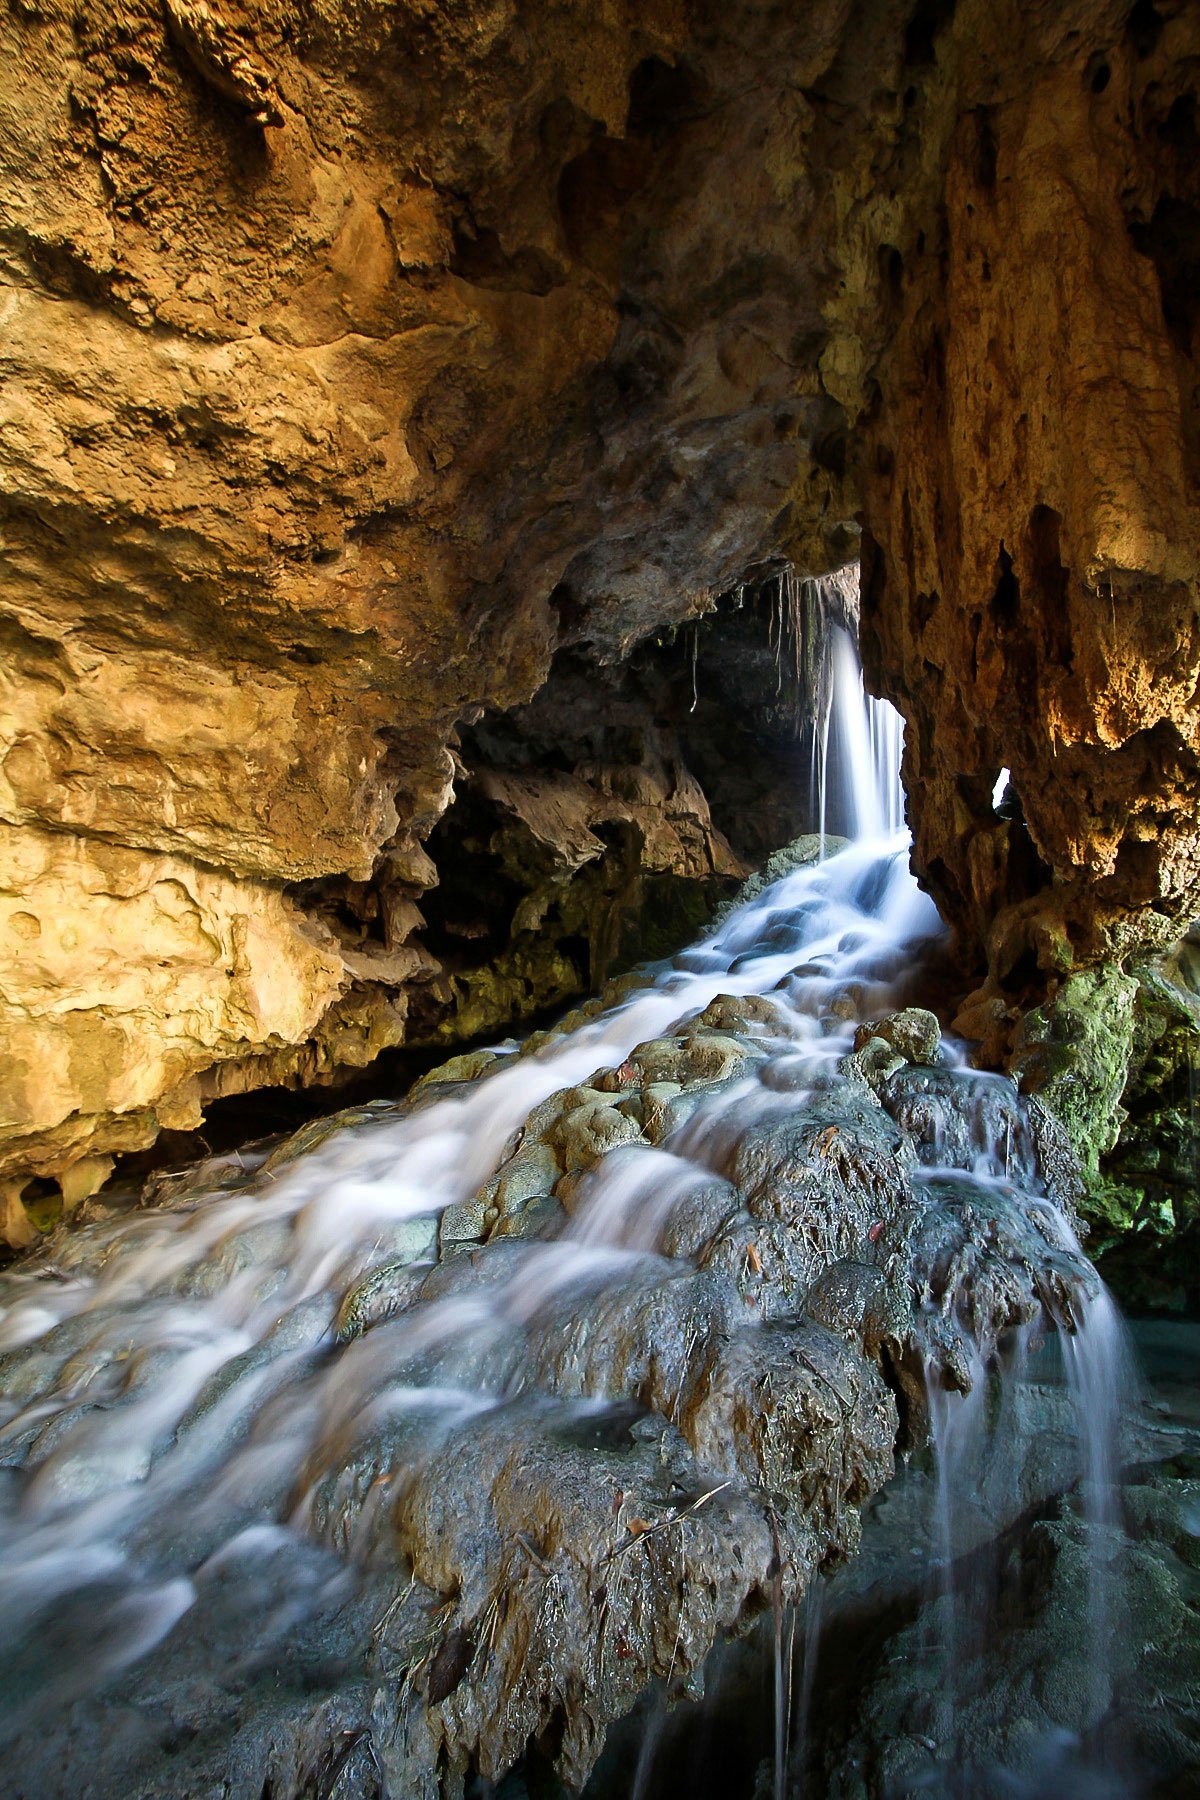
(859, 0, 1200, 976)
(0, 980, 1098, 1799)
(1012, 941, 1200, 1309)
(3, 0, 1199, 1213)
(2, 0, 871, 1210)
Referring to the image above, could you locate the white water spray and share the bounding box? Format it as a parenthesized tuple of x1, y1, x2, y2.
(0, 617, 924, 1730)
(808, 600, 904, 848)
(0, 601, 1135, 1800)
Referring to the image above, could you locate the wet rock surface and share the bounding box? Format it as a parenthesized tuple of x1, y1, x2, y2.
(806, 1333, 1200, 1800)
(859, 4, 1200, 976)
(0, 839, 1108, 1800)
(4, 0, 1197, 1212)
(1011, 947, 1200, 1311)
(817, 1478, 1200, 1799)
(581, 1320, 1200, 1800)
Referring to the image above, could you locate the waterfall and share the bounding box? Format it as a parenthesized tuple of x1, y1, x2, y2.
(893, 1182, 1141, 1791)
(1055, 1219, 1141, 1723)
(0, 616, 1141, 1800)
(824, 624, 906, 840)
(785, 561, 905, 851)
(0, 626, 921, 1717)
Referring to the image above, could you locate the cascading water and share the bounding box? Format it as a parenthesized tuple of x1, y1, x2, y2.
(824, 624, 905, 842)
(1052, 1222, 1141, 1726)
(0, 606, 1144, 1800)
(807, 603, 906, 849)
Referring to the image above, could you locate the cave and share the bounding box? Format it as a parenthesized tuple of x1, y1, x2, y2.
(0, 1, 1199, 1796)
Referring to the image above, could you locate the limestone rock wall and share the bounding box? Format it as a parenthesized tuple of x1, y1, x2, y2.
(0, 0, 868, 1212)
(858, 0, 1200, 980)
(2, 0, 1199, 1221)
(0, 820, 347, 1237)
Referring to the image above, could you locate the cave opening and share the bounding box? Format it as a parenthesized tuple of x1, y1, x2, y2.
(3, 553, 1197, 1800)
(2, 2, 1200, 1796)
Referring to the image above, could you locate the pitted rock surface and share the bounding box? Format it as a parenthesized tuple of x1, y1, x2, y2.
(4, 0, 1197, 1219)
(0, 984, 1099, 1799)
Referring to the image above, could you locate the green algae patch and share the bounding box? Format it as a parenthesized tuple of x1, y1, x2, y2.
(1011, 966, 1139, 1216)
(1013, 958, 1200, 1307)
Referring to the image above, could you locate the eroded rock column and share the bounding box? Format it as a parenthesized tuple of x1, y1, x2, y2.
(860, 0, 1200, 980)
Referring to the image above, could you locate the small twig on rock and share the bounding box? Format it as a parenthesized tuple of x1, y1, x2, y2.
(671, 1328, 698, 1420)
(602, 1481, 732, 1564)
(666, 1536, 687, 1687)
(515, 1530, 551, 1573)
(372, 1571, 417, 1641)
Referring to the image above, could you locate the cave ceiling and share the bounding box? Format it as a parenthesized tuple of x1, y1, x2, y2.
(0, 0, 1197, 1204)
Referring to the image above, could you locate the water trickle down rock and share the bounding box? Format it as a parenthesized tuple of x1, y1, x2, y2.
(0, 1003, 1100, 1799)
(0, 659, 1109, 1799)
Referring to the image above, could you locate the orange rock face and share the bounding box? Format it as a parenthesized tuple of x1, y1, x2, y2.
(859, 0, 1200, 979)
(0, 0, 862, 1213)
(1, 0, 1197, 1216)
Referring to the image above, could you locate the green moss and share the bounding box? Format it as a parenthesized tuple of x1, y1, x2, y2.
(1012, 967, 1139, 1185)
(1115, 978, 1200, 1198)
(435, 945, 585, 1046)
(712, 834, 845, 922)
(1015, 957, 1200, 1307)
(617, 872, 734, 967)
(417, 844, 741, 1055)
(21, 1187, 62, 1234)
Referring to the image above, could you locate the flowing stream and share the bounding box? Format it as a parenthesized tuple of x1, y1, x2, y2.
(0, 623, 1154, 1799)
